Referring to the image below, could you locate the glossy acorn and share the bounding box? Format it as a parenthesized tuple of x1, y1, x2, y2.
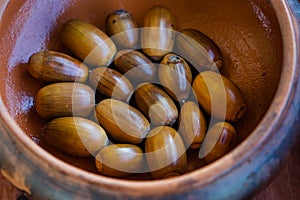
(159, 54, 192, 103)
(145, 126, 187, 179)
(60, 19, 116, 67)
(199, 122, 237, 163)
(43, 117, 108, 157)
(178, 101, 207, 149)
(95, 144, 144, 177)
(89, 67, 134, 103)
(114, 50, 157, 84)
(35, 82, 95, 119)
(28, 50, 89, 83)
(95, 99, 150, 144)
(176, 28, 223, 71)
(141, 5, 176, 60)
(106, 9, 139, 49)
(192, 71, 247, 121)
(134, 83, 178, 126)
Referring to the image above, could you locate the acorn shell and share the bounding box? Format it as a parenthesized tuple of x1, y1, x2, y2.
(60, 19, 116, 67)
(106, 9, 139, 49)
(28, 50, 89, 83)
(176, 28, 223, 71)
(141, 5, 176, 60)
(43, 117, 108, 157)
(145, 126, 187, 179)
(114, 49, 157, 84)
(89, 67, 134, 103)
(134, 83, 178, 126)
(192, 71, 247, 121)
(35, 82, 95, 119)
(199, 122, 237, 163)
(95, 144, 144, 177)
(95, 99, 150, 144)
(178, 101, 207, 149)
(159, 54, 192, 103)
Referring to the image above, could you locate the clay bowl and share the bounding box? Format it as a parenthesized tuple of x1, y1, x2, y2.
(0, 0, 299, 199)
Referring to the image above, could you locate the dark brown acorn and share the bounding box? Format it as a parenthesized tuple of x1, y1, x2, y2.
(145, 126, 187, 179)
(95, 144, 144, 177)
(95, 99, 150, 144)
(89, 67, 134, 103)
(141, 5, 176, 60)
(192, 71, 247, 121)
(35, 83, 95, 119)
(134, 83, 178, 126)
(199, 122, 237, 163)
(114, 49, 157, 84)
(44, 117, 108, 157)
(60, 19, 116, 67)
(176, 28, 223, 71)
(106, 9, 139, 49)
(159, 54, 192, 103)
(178, 101, 207, 149)
(28, 51, 89, 83)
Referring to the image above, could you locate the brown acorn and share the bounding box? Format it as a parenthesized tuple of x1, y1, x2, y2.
(199, 122, 237, 163)
(60, 19, 116, 67)
(28, 51, 89, 83)
(89, 67, 134, 103)
(178, 101, 207, 149)
(192, 71, 247, 121)
(35, 82, 95, 119)
(95, 144, 144, 177)
(106, 9, 139, 49)
(134, 83, 178, 126)
(176, 28, 223, 71)
(145, 126, 187, 179)
(141, 5, 176, 60)
(159, 54, 192, 103)
(114, 49, 157, 84)
(95, 99, 150, 144)
(43, 117, 108, 157)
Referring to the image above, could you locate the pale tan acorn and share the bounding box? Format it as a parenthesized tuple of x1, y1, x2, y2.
(28, 50, 89, 83)
(141, 5, 176, 60)
(95, 99, 150, 144)
(35, 82, 95, 119)
(159, 54, 192, 103)
(44, 117, 108, 157)
(60, 19, 116, 67)
(106, 9, 139, 49)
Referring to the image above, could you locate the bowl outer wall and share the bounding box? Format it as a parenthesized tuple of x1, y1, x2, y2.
(0, 0, 299, 199)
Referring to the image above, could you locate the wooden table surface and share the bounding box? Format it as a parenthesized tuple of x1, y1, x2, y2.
(0, 142, 299, 200)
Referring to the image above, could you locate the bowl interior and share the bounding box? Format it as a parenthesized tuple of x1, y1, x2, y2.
(0, 0, 282, 179)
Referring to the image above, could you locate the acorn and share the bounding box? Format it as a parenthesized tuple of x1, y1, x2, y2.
(95, 99, 150, 144)
(60, 19, 116, 67)
(134, 83, 178, 126)
(178, 101, 207, 149)
(28, 50, 89, 83)
(114, 49, 157, 84)
(89, 67, 134, 103)
(95, 144, 144, 177)
(35, 82, 95, 119)
(199, 122, 237, 163)
(192, 71, 247, 121)
(145, 126, 187, 179)
(175, 28, 223, 71)
(141, 5, 176, 60)
(106, 9, 139, 49)
(43, 117, 108, 157)
(159, 54, 192, 103)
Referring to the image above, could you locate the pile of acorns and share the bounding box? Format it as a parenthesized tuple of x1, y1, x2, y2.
(28, 5, 247, 179)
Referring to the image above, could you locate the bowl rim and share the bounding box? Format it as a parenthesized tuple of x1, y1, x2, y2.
(0, 0, 298, 197)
